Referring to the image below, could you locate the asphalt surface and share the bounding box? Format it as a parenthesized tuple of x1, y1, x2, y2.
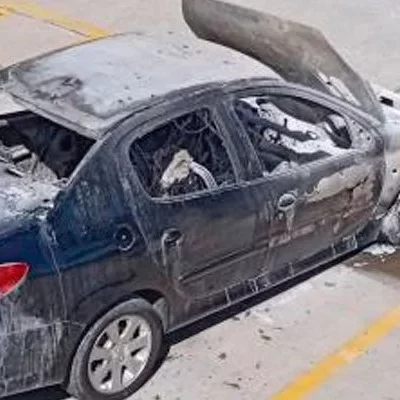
(2, 1, 400, 400)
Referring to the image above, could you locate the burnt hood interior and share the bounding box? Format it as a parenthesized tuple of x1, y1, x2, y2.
(182, 0, 384, 122)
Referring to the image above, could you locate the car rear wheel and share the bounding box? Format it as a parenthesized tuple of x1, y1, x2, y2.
(66, 298, 164, 400)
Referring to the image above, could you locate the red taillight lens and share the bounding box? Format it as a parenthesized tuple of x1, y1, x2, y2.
(0, 263, 30, 297)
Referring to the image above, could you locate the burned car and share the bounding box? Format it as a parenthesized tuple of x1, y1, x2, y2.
(1, 0, 400, 399)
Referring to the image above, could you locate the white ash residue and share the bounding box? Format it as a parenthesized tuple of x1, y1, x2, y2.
(363, 244, 397, 256)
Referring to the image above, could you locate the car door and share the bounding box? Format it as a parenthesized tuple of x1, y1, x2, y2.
(120, 100, 270, 299)
(224, 87, 384, 282)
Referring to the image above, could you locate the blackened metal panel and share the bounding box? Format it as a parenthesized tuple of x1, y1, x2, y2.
(140, 185, 266, 299)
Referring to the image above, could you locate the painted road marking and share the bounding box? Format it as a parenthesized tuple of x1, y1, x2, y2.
(271, 304, 400, 399)
(0, 6, 9, 17)
(0, 0, 110, 39)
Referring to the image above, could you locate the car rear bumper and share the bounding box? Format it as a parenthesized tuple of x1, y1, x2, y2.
(0, 320, 66, 398)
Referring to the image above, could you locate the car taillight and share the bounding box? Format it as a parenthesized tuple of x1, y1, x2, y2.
(0, 263, 30, 297)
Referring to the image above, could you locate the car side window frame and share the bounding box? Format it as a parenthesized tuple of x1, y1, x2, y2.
(223, 87, 376, 181)
(119, 99, 244, 204)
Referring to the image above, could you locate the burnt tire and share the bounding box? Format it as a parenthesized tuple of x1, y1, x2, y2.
(65, 298, 164, 400)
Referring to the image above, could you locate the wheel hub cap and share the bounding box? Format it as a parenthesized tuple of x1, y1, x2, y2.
(87, 315, 152, 394)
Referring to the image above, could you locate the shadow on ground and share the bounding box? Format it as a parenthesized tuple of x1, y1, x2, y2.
(6, 250, 366, 400)
(6, 387, 68, 400)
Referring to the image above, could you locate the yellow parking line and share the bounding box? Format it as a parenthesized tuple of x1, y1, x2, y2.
(271, 304, 400, 400)
(0, 0, 110, 39)
(0, 6, 10, 17)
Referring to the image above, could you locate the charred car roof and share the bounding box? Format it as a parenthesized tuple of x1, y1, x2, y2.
(0, 32, 271, 139)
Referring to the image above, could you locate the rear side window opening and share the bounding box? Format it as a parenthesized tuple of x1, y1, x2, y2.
(129, 108, 235, 198)
(0, 112, 94, 182)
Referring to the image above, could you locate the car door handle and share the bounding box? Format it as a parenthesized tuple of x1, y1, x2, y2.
(162, 228, 183, 246)
(277, 193, 297, 211)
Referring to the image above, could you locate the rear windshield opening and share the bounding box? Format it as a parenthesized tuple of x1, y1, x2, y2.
(0, 112, 94, 182)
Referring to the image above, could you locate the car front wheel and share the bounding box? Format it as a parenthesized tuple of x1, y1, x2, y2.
(66, 298, 164, 400)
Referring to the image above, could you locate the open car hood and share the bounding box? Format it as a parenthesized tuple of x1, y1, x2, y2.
(182, 0, 384, 122)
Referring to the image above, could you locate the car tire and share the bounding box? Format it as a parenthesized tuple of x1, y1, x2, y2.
(66, 298, 164, 400)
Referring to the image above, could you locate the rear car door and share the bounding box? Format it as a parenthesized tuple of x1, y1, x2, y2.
(120, 100, 269, 299)
(225, 86, 384, 281)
